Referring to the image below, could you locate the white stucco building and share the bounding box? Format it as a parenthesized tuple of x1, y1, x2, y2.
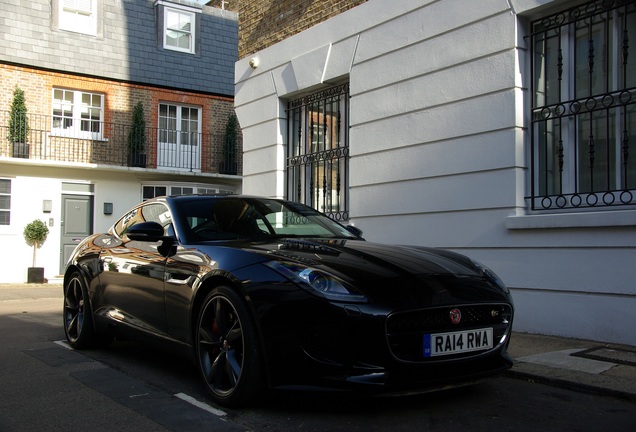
(234, 0, 636, 345)
(1, 1, 240, 283)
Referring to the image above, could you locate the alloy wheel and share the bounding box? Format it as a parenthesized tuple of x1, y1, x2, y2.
(198, 294, 245, 397)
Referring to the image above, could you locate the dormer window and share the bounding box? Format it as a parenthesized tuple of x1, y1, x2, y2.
(58, 0, 98, 36)
(156, 1, 200, 55)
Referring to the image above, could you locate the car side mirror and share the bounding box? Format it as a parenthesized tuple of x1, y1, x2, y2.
(345, 225, 364, 239)
(127, 222, 170, 242)
(127, 222, 177, 256)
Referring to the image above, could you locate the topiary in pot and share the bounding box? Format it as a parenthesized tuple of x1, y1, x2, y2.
(23, 219, 49, 283)
(221, 113, 239, 174)
(9, 86, 30, 158)
(127, 101, 147, 167)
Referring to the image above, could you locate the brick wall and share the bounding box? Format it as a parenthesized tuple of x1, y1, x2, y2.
(1, 64, 233, 128)
(1, 64, 239, 171)
(207, 0, 367, 58)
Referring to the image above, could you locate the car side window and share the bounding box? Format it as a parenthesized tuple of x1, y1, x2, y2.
(112, 203, 173, 238)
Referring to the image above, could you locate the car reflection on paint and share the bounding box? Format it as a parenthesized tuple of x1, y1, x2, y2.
(63, 195, 514, 406)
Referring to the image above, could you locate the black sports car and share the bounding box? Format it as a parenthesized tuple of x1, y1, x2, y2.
(63, 195, 514, 406)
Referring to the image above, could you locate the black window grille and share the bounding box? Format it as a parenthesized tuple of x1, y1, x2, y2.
(530, 0, 636, 211)
(286, 83, 350, 221)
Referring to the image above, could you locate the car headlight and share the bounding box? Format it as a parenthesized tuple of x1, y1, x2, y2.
(471, 259, 509, 293)
(265, 261, 367, 303)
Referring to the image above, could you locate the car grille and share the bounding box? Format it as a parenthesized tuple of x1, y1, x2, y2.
(386, 304, 512, 362)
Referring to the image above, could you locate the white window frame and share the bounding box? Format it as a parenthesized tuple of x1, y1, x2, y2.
(162, 5, 197, 54)
(0, 179, 11, 226)
(58, 0, 98, 36)
(51, 89, 104, 140)
(158, 103, 201, 145)
(157, 102, 202, 170)
(142, 184, 234, 200)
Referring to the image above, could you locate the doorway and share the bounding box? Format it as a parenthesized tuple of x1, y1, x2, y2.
(60, 194, 93, 274)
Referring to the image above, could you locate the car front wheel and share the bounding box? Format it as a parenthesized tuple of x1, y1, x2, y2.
(195, 286, 264, 406)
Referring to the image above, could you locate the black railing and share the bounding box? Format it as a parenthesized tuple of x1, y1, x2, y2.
(0, 111, 241, 175)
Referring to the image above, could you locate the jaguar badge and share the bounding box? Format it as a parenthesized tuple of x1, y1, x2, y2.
(449, 308, 462, 325)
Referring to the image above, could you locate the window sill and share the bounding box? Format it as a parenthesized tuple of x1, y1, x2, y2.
(49, 132, 108, 142)
(505, 209, 636, 230)
(163, 46, 196, 55)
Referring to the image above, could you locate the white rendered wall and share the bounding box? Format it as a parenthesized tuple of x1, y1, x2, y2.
(235, 0, 636, 345)
(0, 164, 145, 283)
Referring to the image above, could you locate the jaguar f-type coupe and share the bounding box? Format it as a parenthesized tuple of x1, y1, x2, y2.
(63, 195, 514, 406)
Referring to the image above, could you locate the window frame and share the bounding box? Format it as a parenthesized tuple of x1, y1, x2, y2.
(158, 2, 200, 55)
(157, 102, 202, 170)
(0, 179, 11, 226)
(158, 103, 201, 147)
(57, 0, 99, 36)
(286, 83, 350, 222)
(142, 184, 234, 201)
(51, 88, 105, 140)
(529, 0, 635, 212)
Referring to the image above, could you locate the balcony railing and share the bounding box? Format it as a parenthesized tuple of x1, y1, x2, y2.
(0, 111, 241, 175)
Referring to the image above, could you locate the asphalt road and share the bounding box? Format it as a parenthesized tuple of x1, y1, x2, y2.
(1, 285, 635, 431)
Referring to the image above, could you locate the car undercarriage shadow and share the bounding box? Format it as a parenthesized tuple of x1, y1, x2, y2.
(74, 336, 501, 415)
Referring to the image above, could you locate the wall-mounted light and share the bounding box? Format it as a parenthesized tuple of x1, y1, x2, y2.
(103, 202, 113, 215)
(43, 200, 52, 213)
(249, 57, 259, 69)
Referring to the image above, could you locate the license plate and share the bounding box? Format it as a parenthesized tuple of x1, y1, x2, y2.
(423, 328, 493, 357)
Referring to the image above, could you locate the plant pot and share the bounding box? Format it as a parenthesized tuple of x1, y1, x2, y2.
(27, 267, 45, 284)
(128, 152, 146, 168)
(12, 142, 30, 158)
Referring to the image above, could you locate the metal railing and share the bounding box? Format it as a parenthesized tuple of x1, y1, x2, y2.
(529, 0, 635, 211)
(286, 83, 350, 221)
(0, 111, 241, 175)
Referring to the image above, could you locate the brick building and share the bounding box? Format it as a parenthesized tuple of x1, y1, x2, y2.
(0, 0, 239, 282)
(207, 0, 367, 58)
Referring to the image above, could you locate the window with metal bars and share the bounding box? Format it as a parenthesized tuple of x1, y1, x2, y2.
(530, 0, 635, 211)
(286, 84, 350, 221)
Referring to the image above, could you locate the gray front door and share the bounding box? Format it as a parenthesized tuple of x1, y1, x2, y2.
(60, 194, 93, 274)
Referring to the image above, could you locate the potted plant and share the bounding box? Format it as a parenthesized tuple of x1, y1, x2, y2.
(24, 219, 49, 283)
(220, 113, 239, 174)
(127, 101, 147, 167)
(9, 86, 30, 158)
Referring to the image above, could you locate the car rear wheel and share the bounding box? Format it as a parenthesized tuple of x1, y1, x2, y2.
(195, 286, 264, 406)
(63, 272, 96, 349)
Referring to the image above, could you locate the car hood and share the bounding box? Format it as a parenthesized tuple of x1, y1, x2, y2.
(240, 238, 510, 306)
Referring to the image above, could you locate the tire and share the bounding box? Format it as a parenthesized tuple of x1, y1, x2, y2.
(195, 286, 264, 406)
(63, 272, 97, 349)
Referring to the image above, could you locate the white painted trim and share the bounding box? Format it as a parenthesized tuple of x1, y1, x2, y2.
(506, 209, 636, 229)
(155, 0, 201, 14)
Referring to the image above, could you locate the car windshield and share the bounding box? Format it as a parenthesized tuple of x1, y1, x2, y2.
(174, 197, 357, 242)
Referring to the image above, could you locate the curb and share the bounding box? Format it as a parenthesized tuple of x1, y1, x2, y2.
(505, 365, 636, 402)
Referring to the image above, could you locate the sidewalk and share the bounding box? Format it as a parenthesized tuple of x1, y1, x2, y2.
(2, 283, 635, 401)
(506, 332, 636, 401)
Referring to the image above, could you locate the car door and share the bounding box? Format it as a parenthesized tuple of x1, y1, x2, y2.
(98, 203, 171, 335)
